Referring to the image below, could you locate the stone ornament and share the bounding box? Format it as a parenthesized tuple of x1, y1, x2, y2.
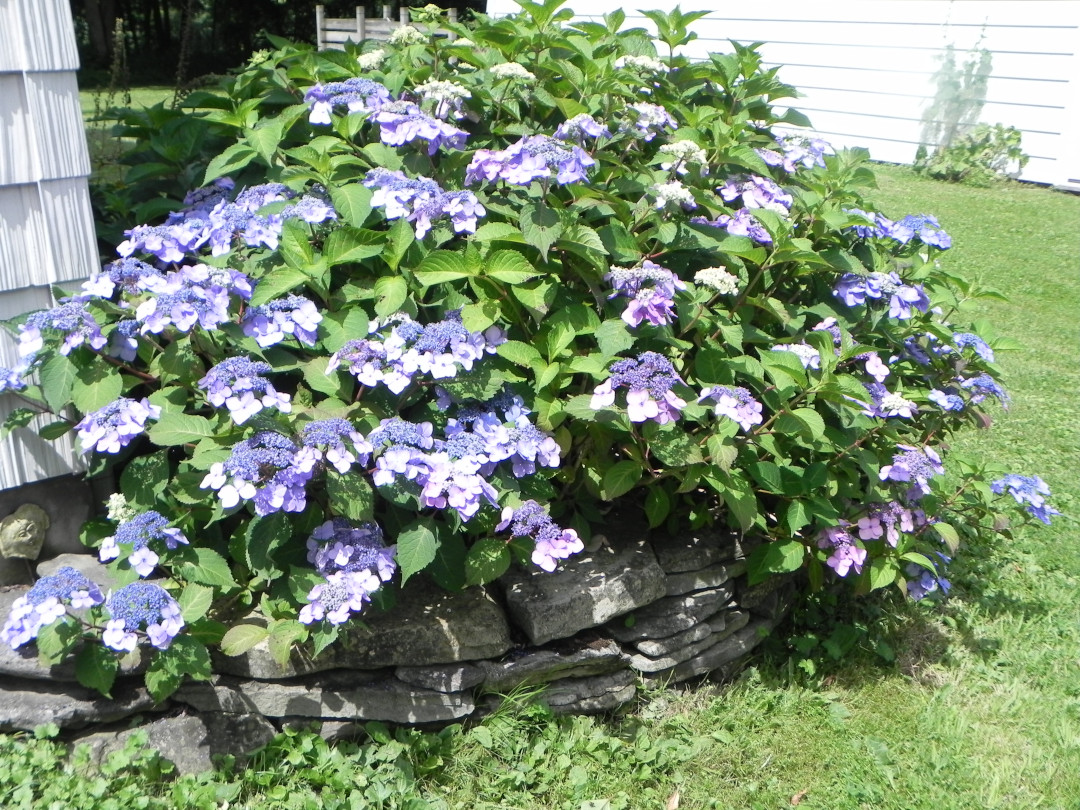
(0, 504, 50, 560)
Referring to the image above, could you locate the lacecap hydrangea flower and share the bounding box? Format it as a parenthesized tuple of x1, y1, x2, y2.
(816, 525, 866, 577)
(880, 445, 945, 499)
(241, 295, 322, 347)
(1, 567, 104, 649)
(300, 518, 397, 625)
(991, 474, 1060, 525)
(201, 431, 317, 515)
(605, 260, 686, 328)
(591, 352, 687, 425)
(699, 386, 763, 432)
(103, 581, 184, 652)
(198, 356, 291, 425)
(497, 500, 584, 572)
(76, 397, 161, 454)
(718, 174, 792, 213)
(98, 510, 189, 577)
(371, 100, 469, 155)
(466, 135, 595, 187)
(364, 168, 485, 239)
(18, 299, 106, 358)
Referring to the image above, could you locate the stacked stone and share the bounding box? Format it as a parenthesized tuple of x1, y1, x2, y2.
(0, 524, 794, 770)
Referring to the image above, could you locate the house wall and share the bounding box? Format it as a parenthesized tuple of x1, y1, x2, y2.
(486, 0, 1080, 188)
(0, 0, 96, 487)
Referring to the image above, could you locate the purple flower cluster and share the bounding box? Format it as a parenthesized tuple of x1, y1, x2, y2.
(0, 364, 28, 393)
(591, 352, 687, 425)
(843, 208, 894, 240)
(879, 445, 945, 499)
(241, 295, 321, 347)
(82, 257, 163, 298)
(134, 264, 253, 335)
(816, 525, 866, 577)
(201, 431, 316, 515)
(857, 383, 917, 419)
(991, 474, 1060, 525)
(364, 168, 485, 238)
(621, 103, 676, 141)
(699, 386, 763, 432)
(929, 388, 965, 412)
(691, 209, 772, 244)
(553, 114, 611, 145)
(497, 500, 584, 572)
(198, 356, 291, 424)
(466, 135, 595, 186)
(76, 397, 161, 455)
(99, 510, 189, 577)
(107, 320, 140, 362)
(833, 271, 930, 320)
(18, 300, 107, 358)
(1, 567, 104, 649)
(372, 100, 469, 154)
(605, 260, 686, 328)
(304, 77, 393, 125)
(327, 311, 505, 394)
(757, 135, 832, 172)
(300, 418, 372, 474)
(959, 373, 1010, 408)
(718, 174, 792, 213)
(854, 501, 924, 546)
(841, 209, 951, 249)
(300, 519, 397, 625)
(103, 581, 184, 652)
(951, 332, 994, 362)
(118, 183, 335, 262)
(906, 553, 951, 600)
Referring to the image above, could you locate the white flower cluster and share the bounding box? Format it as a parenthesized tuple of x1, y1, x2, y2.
(389, 25, 426, 46)
(416, 79, 472, 103)
(452, 37, 475, 47)
(694, 267, 740, 295)
(614, 54, 668, 74)
(491, 62, 536, 83)
(356, 49, 386, 70)
(652, 180, 696, 210)
(106, 493, 139, 523)
(659, 140, 708, 174)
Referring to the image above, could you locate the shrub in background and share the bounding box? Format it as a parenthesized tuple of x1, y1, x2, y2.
(0, 0, 1057, 700)
(914, 123, 1029, 185)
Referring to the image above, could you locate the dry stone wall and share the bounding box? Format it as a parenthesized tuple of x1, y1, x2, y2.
(0, 524, 794, 773)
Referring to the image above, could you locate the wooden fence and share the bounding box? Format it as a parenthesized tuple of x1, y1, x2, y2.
(316, 5, 460, 49)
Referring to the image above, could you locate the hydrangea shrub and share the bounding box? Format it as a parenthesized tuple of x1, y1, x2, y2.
(0, 1, 1057, 700)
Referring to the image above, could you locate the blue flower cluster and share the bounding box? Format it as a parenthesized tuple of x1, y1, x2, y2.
(99, 510, 189, 577)
(327, 311, 505, 394)
(692, 210, 772, 244)
(756, 135, 833, 172)
(198, 356, 291, 424)
(299, 518, 397, 625)
(364, 168, 485, 239)
(906, 552, 952, 600)
(134, 264, 253, 335)
(75, 397, 161, 454)
(372, 100, 469, 154)
(201, 431, 316, 515)
(300, 418, 372, 475)
(605, 260, 686, 328)
(241, 294, 322, 347)
(467, 134, 596, 186)
(991, 474, 1060, 525)
(854, 501, 925, 546)
(843, 209, 952, 249)
(833, 271, 931, 320)
(699, 386, 763, 432)
(879, 445, 946, 500)
(104, 581, 184, 652)
(497, 500, 584, 572)
(621, 102, 676, 141)
(18, 299, 107, 359)
(1, 567, 104, 649)
(591, 352, 687, 425)
(304, 77, 394, 124)
(718, 174, 793, 214)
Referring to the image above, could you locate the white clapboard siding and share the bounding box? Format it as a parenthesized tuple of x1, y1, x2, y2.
(486, 1, 1080, 188)
(0, 0, 98, 488)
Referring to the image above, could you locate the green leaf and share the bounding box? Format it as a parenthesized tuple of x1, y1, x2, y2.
(645, 487, 670, 528)
(746, 539, 805, 585)
(415, 250, 470, 286)
(0, 407, 37, 440)
(249, 267, 311, 306)
(784, 500, 812, 535)
(72, 361, 123, 414)
(868, 557, 899, 591)
(383, 218, 414, 271)
(324, 227, 385, 266)
(279, 219, 315, 269)
(177, 547, 237, 589)
(329, 184, 374, 228)
(245, 118, 285, 166)
(203, 142, 258, 185)
(748, 460, 783, 493)
(721, 477, 758, 532)
(178, 583, 215, 623)
(497, 340, 542, 368)
(75, 643, 118, 697)
(595, 319, 635, 357)
(120, 450, 169, 509)
(472, 222, 524, 243)
(244, 513, 293, 579)
(775, 408, 826, 442)
(396, 520, 439, 584)
(147, 412, 215, 446)
(464, 537, 511, 586)
(38, 421, 72, 441)
(267, 619, 307, 666)
(934, 522, 961, 553)
(694, 349, 730, 385)
(374, 275, 408, 318)
(219, 622, 270, 656)
(601, 461, 641, 500)
(326, 472, 375, 522)
(35, 619, 79, 667)
(520, 203, 564, 257)
(485, 249, 539, 284)
(40, 354, 77, 413)
(650, 428, 704, 467)
(146, 636, 212, 702)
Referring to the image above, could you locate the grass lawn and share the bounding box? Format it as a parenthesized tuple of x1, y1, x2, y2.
(3, 162, 1078, 808)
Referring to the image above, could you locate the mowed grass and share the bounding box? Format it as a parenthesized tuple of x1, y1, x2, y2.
(4, 162, 1079, 808)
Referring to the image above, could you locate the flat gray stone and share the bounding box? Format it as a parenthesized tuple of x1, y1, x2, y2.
(36, 553, 126, 593)
(0, 678, 163, 731)
(0, 588, 146, 681)
(482, 636, 628, 693)
(650, 529, 738, 573)
(605, 584, 734, 642)
(651, 616, 771, 684)
(500, 538, 666, 645)
(633, 622, 713, 658)
(215, 582, 511, 679)
(73, 712, 276, 775)
(541, 669, 637, 715)
(175, 672, 475, 724)
(664, 560, 746, 596)
(395, 662, 487, 693)
(629, 632, 725, 673)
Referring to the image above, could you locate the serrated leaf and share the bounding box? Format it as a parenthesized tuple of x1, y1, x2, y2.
(245, 118, 285, 166)
(178, 583, 215, 623)
(645, 487, 670, 528)
(0, 407, 37, 440)
(784, 500, 812, 534)
(748, 460, 783, 493)
(868, 556, 898, 591)
(38, 421, 72, 441)
(203, 142, 258, 185)
(267, 619, 307, 666)
(219, 622, 270, 656)
(245, 513, 293, 579)
(497, 340, 542, 368)
(415, 250, 470, 286)
(279, 219, 315, 269)
(40, 354, 77, 413)
(650, 428, 704, 467)
(250, 267, 311, 306)
(326, 472, 375, 522)
(746, 539, 804, 585)
(329, 184, 373, 227)
(601, 461, 641, 500)
(464, 537, 511, 586)
(383, 217, 414, 271)
(485, 249, 539, 284)
(75, 643, 118, 697)
(324, 226, 385, 266)
(177, 547, 237, 589)
(472, 222, 524, 243)
(395, 520, 439, 584)
(121, 450, 169, 509)
(934, 522, 960, 553)
(595, 319, 635, 357)
(147, 412, 215, 446)
(374, 275, 408, 318)
(520, 203, 564, 257)
(35, 619, 79, 666)
(72, 361, 123, 414)
(776, 408, 826, 441)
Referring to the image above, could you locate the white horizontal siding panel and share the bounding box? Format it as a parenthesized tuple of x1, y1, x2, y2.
(10, 0, 80, 72)
(0, 396, 85, 489)
(0, 184, 47, 289)
(37, 179, 98, 283)
(24, 71, 91, 181)
(0, 73, 40, 185)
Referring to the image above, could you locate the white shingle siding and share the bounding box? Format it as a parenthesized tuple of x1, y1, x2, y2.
(0, 0, 96, 488)
(487, 1, 1080, 188)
